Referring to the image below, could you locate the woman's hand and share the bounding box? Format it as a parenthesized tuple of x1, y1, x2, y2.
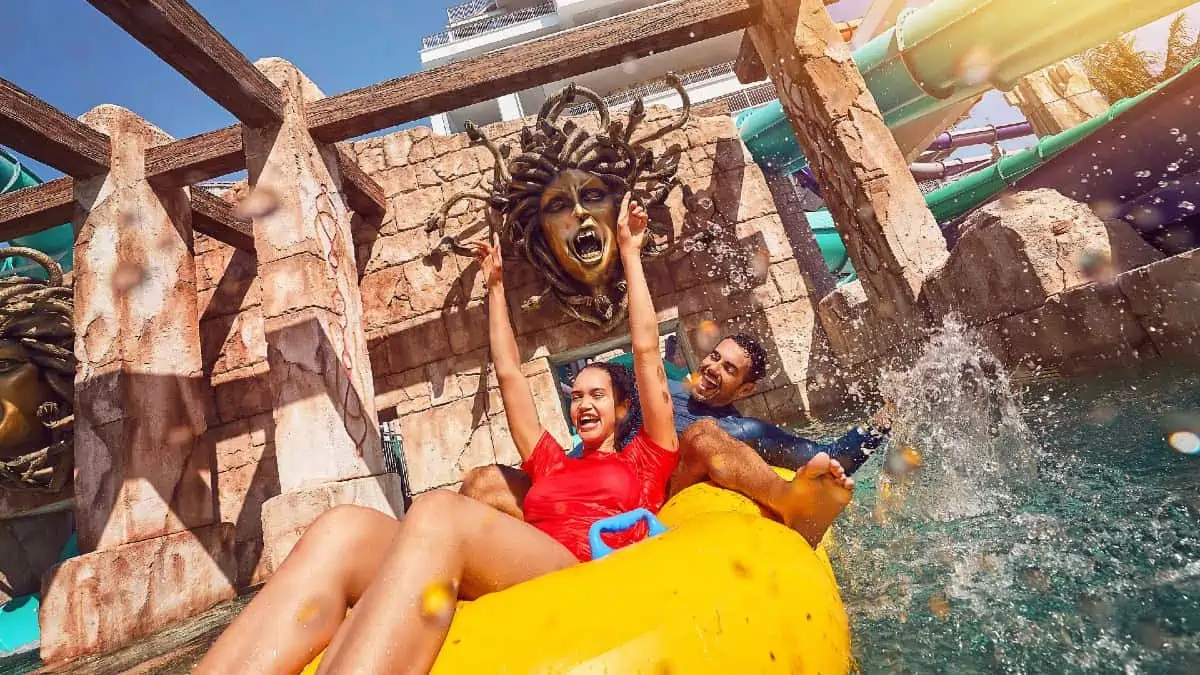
(469, 234, 504, 289)
(616, 193, 648, 256)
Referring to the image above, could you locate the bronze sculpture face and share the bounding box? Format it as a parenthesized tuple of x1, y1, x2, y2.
(428, 77, 690, 330)
(0, 341, 57, 458)
(0, 248, 74, 493)
(539, 169, 619, 287)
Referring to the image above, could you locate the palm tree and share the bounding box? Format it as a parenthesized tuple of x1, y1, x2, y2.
(1082, 12, 1200, 103)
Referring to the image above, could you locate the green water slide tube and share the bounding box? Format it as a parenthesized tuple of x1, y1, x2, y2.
(737, 0, 1196, 175)
(0, 148, 74, 279)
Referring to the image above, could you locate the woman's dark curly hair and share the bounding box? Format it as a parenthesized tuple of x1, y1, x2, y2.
(427, 76, 690, 330)
(576, 360, 641, 450)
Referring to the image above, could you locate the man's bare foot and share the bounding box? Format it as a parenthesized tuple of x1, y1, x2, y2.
(768, 453, 855, 548)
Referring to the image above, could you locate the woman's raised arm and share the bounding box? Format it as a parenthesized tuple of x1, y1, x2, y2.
(471, 235, 544, 461)
(617, 197, 677, 452)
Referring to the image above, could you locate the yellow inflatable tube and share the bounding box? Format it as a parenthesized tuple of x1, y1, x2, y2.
(303, 471, 851, 674)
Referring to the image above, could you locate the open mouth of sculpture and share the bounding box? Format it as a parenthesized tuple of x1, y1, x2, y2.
(571, 227, 604, 265)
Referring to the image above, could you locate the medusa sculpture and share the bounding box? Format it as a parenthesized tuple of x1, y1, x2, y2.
(0, 248, 74, 493)
(427, 76, 691, 330)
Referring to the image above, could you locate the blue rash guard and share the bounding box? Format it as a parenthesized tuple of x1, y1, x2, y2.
(575, 379, 885, 475)
(663, 380, 885, 475)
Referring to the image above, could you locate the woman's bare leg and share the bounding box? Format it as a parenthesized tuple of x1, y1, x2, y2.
(459, 464, 531, 520)
(317, 489, 576, 674)
(194, 505, 402, 675)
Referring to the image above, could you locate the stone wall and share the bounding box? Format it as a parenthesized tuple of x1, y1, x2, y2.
(342, 109, 837, 494)
(819, 188, 1199, 385)
(194, 232, 274, 587)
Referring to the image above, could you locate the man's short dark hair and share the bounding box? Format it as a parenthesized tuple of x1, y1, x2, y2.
(727, 333, 768, 383)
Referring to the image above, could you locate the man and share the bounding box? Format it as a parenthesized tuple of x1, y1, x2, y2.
(461, 333, 891, 539)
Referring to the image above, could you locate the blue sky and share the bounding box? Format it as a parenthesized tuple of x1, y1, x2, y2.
(4, 0, 1198, 181)
(5, 0, 448, 179)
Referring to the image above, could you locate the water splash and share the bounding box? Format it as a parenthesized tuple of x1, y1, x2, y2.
(876, 317, 1039, 521)
(825, 335, 1200, 673)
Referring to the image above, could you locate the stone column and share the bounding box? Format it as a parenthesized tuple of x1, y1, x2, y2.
(1004, 60, 1109, 137)
(39, 105, 235, 664)
(763, 171, 836, 300)
(242, 59, 402, 574)
(749, 0, 948, 341)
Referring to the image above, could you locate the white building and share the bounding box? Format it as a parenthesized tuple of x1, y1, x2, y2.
(420, 0, 787, 135)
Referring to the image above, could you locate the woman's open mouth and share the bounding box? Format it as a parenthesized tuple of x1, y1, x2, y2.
(571, 226, 605, 265)
(576, 410, 601, 433)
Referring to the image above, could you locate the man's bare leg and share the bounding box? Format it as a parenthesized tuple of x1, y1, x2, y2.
(460, 464, 531, 520)
(672, 418, 854, 547)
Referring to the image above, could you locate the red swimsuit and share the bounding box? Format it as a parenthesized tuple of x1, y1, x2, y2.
(522, 429, 678, 561)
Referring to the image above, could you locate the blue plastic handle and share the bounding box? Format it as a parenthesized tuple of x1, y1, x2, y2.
(588, 508, 668, 561)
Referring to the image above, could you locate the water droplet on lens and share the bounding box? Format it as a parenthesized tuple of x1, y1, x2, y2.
(420, 581, 456, 624)
(1168, 431, 1200, 454)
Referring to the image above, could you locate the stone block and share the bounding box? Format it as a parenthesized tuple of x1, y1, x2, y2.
(356, 141, 386, 174)
(197, 275, 262, 322)
(763, 298, 819, 389)
(217, 452, 279, 587)
(402, 256, 464, 315)
(996, 282, 1157, 375)
(431, 148, 480, 180)
(73, 370, 215, 552)
(0, 511, 74, 604)
(259, 474, 404, 578)
(263, 309, 385, 490)
(444, 299, 489, 355)
(712, 167, 776, 224)
(386, 311, 453, 373)
(374, 165, 418, 196)
(39, 523, 236, 665)
(258, 252, 339, 319)
(200, 306, 267, 376)
(816, 280, 896, 367)
(212, 417, 273, 474)
(360, 265, 417, 331)
(1116, 249, 1200, 357)
(685, 145, 716, 179)
(736, 213, 793, 263)
(392, 183, 445, 233)
(489, 413, 521, 467)
(770, 259, 810, 302)
(361, 227, 435, 274)
(924, 189, 1118, 326)
(399, 398, 495, 493)
(1104, 219, 1165, 272)
(377, 367, 434, 417)
(382, 131, 416, 167)
(212, 362, 273, 424)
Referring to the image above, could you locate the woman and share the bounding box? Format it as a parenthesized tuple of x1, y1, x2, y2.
(195, 196, 676, 674)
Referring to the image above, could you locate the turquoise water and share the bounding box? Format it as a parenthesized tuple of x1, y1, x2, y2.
(810, 325, 1200, 674)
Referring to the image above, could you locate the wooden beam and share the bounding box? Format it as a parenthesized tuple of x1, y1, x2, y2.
(335, 147, 386, 217)
(145, 124, 244, 187)
(306, 0, 760, 142)
(0, 78, 110, 177)
(0, 178, 74, 241)
(189, 187, 255, 252)
(734, 32, 767, 84)
(86, 0, 284, 127)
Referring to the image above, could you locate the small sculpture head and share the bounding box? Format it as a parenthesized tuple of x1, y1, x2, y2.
(0, 248, 74, 493)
